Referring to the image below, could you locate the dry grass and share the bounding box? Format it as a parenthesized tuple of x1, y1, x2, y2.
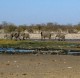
(0, 39, 80, 50)
(0, 39, 18, 44)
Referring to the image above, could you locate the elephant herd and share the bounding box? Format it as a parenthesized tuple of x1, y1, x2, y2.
(4, 32, 30, 40)
(4, 31, 66, 41)
(41, 31, 65, 41)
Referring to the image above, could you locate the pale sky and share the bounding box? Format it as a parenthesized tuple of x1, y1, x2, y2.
(0, 0, 80, 25)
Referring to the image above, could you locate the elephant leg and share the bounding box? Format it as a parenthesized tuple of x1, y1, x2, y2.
(49, 36, 50, 39)
(58, 38, 60, 41)
(41, 36, 43, 40)
(49, 34, 51, 39)
(44, 37, 46, 40)
(23, 37, 25, 40)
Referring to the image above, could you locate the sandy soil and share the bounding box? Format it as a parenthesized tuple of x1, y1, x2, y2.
(0, 54, 80, 78)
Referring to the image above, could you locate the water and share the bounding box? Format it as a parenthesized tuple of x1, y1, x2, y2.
(0, 47, 80, 55)
(0, 48, 35, 54)
(68, 50, 80, 55)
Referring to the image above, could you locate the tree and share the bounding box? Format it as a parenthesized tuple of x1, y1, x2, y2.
(4, 23, 17, 33)
(17, 25, 27, 32)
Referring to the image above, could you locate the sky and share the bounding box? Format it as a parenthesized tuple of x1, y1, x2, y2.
(0, 0, 80, 25)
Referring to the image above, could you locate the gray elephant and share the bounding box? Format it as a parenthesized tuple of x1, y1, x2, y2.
(10, 32, 20, 40)
(20, 33, 30, 40)
(41, 31, 51, 40)
(55, 33, 65, 41)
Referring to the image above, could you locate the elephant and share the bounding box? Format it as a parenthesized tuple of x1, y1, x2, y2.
(10, 32, 20, 40)
(10, 32, 30, 40)
(4, 32, 30, 40)
(20, 33, 30, 40)
(41, 31, 51, 40)
(55, 33, 65, 41)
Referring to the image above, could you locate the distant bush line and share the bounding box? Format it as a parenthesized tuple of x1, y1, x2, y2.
(0, 21, 80, 33)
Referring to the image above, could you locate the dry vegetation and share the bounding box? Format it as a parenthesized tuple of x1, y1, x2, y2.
(0, 21, 80, 33)
(0, 39, 18, 44)
(0, 39, 80, 51)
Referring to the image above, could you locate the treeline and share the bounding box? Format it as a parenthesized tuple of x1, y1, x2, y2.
(0, 21, 80, 33)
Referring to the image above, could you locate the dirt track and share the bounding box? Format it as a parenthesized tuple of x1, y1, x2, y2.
(0, 54, 80, 78)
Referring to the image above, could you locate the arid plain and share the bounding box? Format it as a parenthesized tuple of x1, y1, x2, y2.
(0, 54, 80, 78)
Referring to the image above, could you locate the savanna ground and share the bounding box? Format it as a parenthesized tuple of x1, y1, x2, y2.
(0, 39, 80, 78)
(0, 54, 80, 78)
